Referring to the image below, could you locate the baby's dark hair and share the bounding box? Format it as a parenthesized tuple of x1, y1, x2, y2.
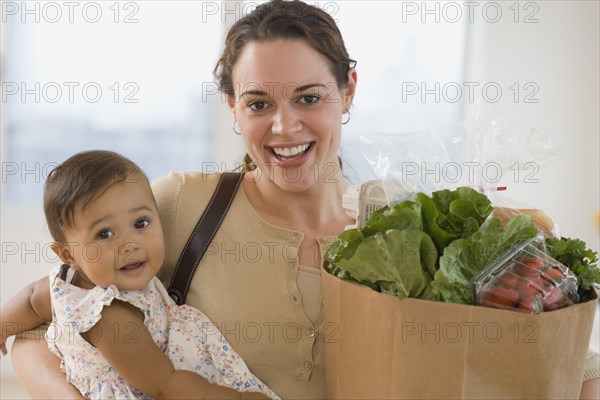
(44, 150, 149, 242)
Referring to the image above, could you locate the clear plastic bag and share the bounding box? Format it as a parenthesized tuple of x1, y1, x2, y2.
(360, 103, 557, 205)
(350, 103, 576, 311)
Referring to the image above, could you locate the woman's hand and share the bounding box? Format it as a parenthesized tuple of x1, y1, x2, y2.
(11, 336, 83, 399)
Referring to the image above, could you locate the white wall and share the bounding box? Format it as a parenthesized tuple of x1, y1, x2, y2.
(462, 0, 599, 357)
(463, 0, 599, 252)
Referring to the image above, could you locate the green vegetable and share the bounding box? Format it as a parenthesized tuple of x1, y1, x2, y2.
(334, 229, 438, 300)
(546, 237, 600, 301)
(431, 215, 538, 304)
(414, 188, 493, 255)
(324, 186, 507, 304)
(416, 193, 458, 254)
(325, 183, 597, 309)
(432, 187, 494, 233)
(363, 200, 423, 236)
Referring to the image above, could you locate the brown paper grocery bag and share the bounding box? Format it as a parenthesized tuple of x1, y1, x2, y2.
(322, 270, 597, 400)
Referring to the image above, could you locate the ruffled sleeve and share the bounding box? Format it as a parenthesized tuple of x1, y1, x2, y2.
(50, 272, 119, 334)
(77, 286, 121, 333)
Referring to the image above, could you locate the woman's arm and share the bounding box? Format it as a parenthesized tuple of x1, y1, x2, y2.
(6, 276, 81, 398)
(11, 337, 83, 399)
(580, 378, 599, 399)
(1, 276, 52, 354)
(87, 300, 260, 399)
(580, 350, 600, 399)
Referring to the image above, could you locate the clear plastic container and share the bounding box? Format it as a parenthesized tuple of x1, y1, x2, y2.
(472, 239, 579, 314)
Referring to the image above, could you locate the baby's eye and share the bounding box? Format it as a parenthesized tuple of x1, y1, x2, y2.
(96, 229, 114, 240)
(134, 218, 149, 230)
(299, 95, 320, 105)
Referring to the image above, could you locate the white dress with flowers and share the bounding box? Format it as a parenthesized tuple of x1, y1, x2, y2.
(46, 264, 279, 400)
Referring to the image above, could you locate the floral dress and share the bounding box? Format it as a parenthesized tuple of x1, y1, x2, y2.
(46, 265, 279, 400)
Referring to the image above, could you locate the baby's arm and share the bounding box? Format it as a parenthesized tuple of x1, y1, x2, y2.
(86, 300, 259, 399)
(1, 276, 52, 355)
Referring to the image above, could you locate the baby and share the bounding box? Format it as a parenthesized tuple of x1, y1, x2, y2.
(0, 150, 278, 400)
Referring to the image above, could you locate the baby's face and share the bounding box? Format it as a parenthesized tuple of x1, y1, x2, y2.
(61, 173, 165, 291)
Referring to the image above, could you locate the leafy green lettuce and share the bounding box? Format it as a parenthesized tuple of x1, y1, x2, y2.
(417, 187, 494, 254)
(335, 229, 438, 300)
(324, 186, 538, 304)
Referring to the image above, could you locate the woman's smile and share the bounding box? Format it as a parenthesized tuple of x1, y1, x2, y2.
(267, 141, 315, 167)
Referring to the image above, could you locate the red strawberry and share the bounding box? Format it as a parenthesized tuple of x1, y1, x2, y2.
(542, 267, 565, 285)
(541, 286, 566, 311)
(524, 257, 545, 268)
(518, 293, 543, 314)
(481, 286, 520, 310)
(496, 273, 522, 288)
(513, 257, 545, 276)
(518, 276, 550, 298)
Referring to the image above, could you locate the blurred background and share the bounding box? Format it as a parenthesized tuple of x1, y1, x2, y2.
(1, 1, 598, 397)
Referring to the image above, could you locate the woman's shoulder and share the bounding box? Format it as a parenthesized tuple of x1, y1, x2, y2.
(151, 172, 224, 215)
(152, 172, 233, 280)
(151, 171, 223, 197)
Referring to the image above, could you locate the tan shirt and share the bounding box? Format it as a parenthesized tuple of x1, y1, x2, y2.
(152, 172, 336, 400)
(150, 171, 600, 398)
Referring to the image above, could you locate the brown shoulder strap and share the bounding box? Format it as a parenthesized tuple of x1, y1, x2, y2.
(167, 172, 244, 305)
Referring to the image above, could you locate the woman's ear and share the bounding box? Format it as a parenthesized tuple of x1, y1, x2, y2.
(226, 95, 237, 118)
(51, 242, 75, 266)
(343, 68, 358, 112)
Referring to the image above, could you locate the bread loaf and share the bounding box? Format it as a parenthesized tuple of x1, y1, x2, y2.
(492, 207, 559, 239)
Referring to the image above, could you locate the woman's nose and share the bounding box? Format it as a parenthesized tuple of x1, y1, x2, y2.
(271, 104, 302, 136)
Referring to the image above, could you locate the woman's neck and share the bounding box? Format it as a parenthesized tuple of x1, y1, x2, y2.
(243, 168, 353, 235)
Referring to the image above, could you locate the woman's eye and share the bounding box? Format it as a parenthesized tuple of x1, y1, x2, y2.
(134, 218, 149, 229)
(300, 95, 320, 105)
(249, 101, 268, 111)
(96, 229, 114, 240)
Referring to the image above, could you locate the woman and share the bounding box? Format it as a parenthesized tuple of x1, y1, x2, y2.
(13, 1, 354, 398)
(11, 0, 600, 398)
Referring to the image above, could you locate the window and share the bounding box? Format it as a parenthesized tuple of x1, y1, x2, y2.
(0, 0, 467, 383)
(329, 1, 467, 183)
(1, 1, 467, 203)
(2, 1, 228, 206)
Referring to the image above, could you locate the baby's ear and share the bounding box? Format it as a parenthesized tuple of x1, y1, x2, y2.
(51, 242, 74, 265)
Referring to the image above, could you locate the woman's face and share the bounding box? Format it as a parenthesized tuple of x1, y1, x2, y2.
(228, 39, 356, 193)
